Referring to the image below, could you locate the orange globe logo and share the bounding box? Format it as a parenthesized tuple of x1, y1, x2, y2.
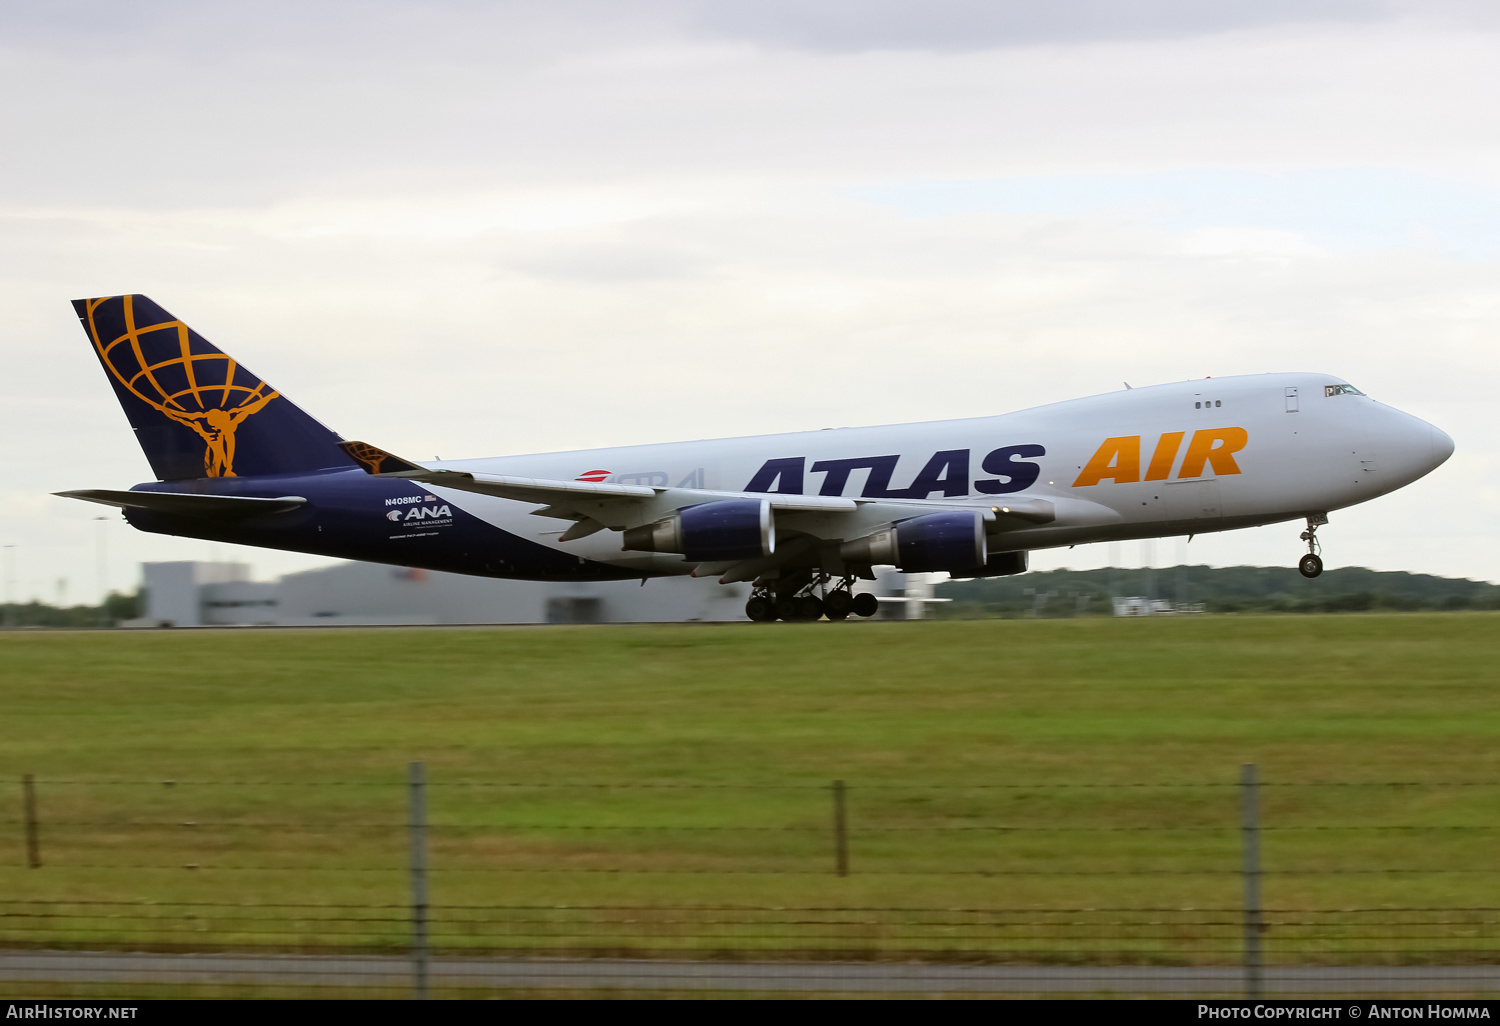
(81, 296, 279, 477)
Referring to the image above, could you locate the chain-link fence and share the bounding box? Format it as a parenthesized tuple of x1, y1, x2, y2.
(6, 768, 1500, 997)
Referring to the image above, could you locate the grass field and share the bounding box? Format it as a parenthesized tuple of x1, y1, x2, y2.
(2, 613, 1498, 959)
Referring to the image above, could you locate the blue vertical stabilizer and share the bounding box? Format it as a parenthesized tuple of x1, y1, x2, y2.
(73, 294, 354, 481)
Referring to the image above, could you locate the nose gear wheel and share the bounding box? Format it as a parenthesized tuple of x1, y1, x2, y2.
(1297, 514, 1327, 578)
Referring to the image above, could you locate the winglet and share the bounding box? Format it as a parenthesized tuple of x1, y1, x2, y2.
(339, 441, 427, 476)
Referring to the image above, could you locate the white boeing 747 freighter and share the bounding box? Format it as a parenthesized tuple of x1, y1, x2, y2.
(59, 295, 1453, 621)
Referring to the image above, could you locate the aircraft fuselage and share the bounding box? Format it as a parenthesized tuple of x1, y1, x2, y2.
(119, 371, 1451, 582)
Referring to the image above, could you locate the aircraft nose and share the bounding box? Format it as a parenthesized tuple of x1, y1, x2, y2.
(1430, 424, 1455, 468)
(1366, 405, 1452, 488)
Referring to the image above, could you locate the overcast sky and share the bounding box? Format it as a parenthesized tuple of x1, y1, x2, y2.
(3, 0, 1497, 603)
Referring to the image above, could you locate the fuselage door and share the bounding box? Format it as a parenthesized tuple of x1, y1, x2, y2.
(1285, 387, 1299, 413)
(1164, 478, 1222, 526)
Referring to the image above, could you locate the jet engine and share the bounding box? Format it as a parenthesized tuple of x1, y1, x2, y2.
(622, 499, 775, 561)
(959, 549, 1028, 578)
(839, 510, 987, 573)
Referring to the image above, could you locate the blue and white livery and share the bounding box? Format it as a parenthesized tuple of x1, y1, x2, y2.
(59, 295, 1454, 621)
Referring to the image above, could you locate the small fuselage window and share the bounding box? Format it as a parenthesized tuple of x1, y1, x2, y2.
(1325, 384, 1364, 397)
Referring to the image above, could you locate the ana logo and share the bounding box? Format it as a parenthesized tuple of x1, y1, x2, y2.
(1072, 428, 1248, 487)
(82, 295, 279, 478)
(576, 470, 611, 483)
(400, 505, 451, 520)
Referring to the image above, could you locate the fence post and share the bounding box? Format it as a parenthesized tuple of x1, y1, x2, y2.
(22, 774, 39, 869)
(408, 761, 429, 1000)
(832, 779, 849, 877)
(1241, 762, 1263, 1000)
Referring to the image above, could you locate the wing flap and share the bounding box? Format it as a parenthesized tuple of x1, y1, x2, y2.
(434, 471, 659, 503)
(341, 442, 859, 525)
(338, 440, 1056, 541)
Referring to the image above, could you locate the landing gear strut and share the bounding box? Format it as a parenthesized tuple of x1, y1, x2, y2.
(745, 593, 775, 622)
(824, 575, 880, 620)
(743, 574, 878, 622)
(1297, 514, 1327, 579)
(823, 588, 853, 620)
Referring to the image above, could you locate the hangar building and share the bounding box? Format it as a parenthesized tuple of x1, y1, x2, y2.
(132, 561, 919, 627)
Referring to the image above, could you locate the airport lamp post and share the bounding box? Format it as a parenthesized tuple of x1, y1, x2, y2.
(93, 517, 108, 627)
(2, 545, 14, 629)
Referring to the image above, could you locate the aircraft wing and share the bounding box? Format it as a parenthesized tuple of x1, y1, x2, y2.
(337, 441, 1059, 579)
(339, 441, 859, 523)
(421, 472, 857, 513)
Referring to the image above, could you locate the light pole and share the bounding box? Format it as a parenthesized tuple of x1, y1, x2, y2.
(94, 517, 109, 627)
(2, 545, 15, 629)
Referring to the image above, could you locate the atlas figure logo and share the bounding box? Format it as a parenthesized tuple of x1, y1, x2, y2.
(81, 296, 278, 478)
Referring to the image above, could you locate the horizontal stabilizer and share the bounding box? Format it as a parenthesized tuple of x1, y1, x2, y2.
(55, 489, 306, 519)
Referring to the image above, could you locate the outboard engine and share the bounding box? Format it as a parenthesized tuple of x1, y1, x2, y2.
(839, 510, 987, 573)
(958, 549, 1028, 578)
(623, 499, 775, 561)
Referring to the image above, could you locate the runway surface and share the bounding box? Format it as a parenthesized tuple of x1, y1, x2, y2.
(3, 951, 1498, 995)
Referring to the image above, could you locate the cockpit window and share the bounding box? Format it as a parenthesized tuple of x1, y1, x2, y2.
(1325, 384, 1364, 397)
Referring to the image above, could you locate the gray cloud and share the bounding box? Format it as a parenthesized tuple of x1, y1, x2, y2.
(1, 1, 1496, 591)
(688, 0, 1395, 52)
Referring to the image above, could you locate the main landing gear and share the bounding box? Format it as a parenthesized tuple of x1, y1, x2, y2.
(745, 575, 879, 622)
(1297, 514, 1328, 579)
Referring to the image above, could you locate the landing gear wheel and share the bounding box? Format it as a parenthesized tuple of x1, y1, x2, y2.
(1297, 514, 1328, 579)
(851, 592, 879, 618)
(745, 596, 774, 622)
(774, 597, 799, 622)
(823, 590, 853, 620)
(793, 595, 825, 621)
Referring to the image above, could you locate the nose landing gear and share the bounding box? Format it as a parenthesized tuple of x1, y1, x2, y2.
(1297, 514, 1328, 578)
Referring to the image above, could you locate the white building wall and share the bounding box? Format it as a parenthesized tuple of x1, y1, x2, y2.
(200, 580, 279, 625)
(272, 563, 751, 625)
(142, 562, 257, 627)
(139, 560, 941, 628)
(143, 562, 200, 627)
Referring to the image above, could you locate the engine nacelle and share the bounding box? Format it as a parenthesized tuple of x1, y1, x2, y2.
(622, 499, 775, 562)
(953, 549, 1028, 579)
(839, 510, 987, 573)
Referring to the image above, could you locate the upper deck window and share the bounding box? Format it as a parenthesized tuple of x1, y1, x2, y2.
(1325, 384, 1364, 397)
